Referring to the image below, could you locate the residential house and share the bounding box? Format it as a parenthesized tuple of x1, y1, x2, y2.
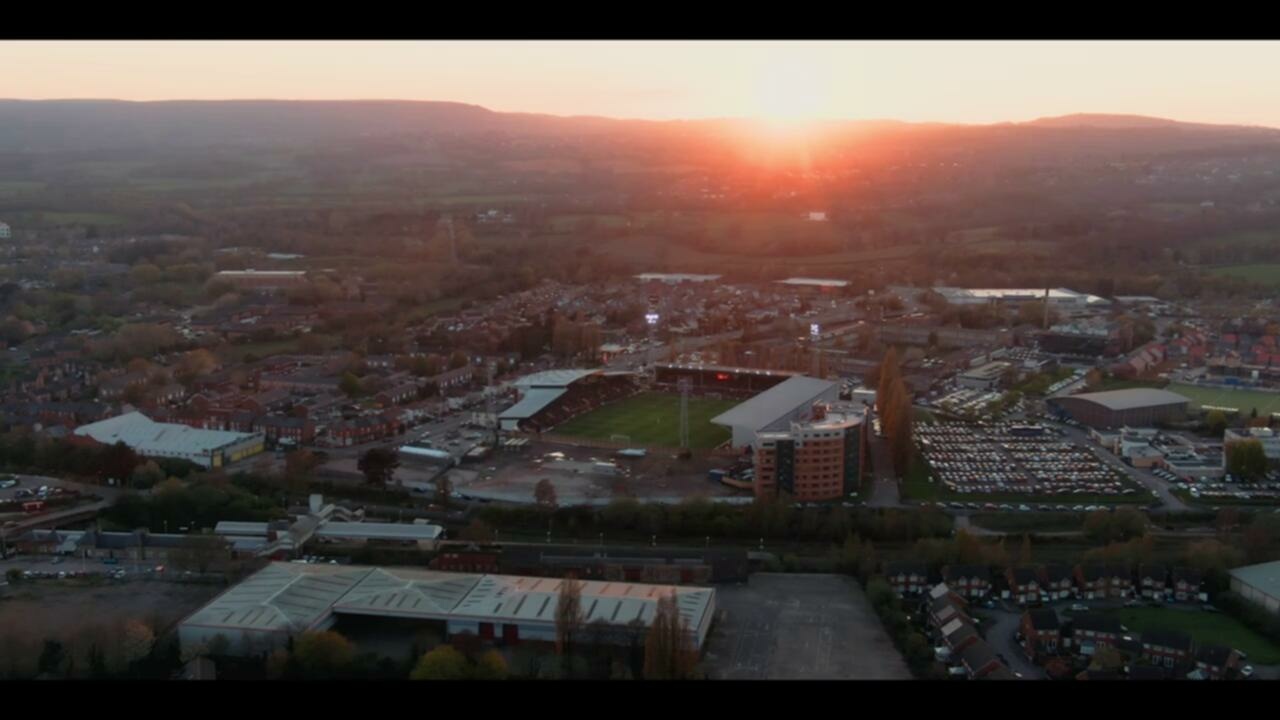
(960, 639, 1005, 679)
(1137, 564, 1168, 600)
(1068, 613, 1123, 655)
(257, 414, 316, 445)
(326, 412, 404, 447)
(375, 381, 420, 407)
(1193, 644, 1241, 680)
(1171, 567, 1206, 602)
(1020, 609, 1062, 660)
(939, 617, 980, 655)
(1076, 564, 1133, 600)
(942, 564, 991, 600)
(886, 561, 930, 597)
(1006, 566, 1043, 605)
(1040, 564, 1075, 600)
(928, 594, 971, 630)
(1141, 630, 1193, 670)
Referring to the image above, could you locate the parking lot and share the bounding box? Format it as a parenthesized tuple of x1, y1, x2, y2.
(916, 422, 1142, 501)
(703, 573, 911, 680)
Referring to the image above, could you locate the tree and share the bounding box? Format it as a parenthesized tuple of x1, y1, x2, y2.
(120, 620, 155, 666)
(555, 576, 584, 674)
(643, 592, 698, 680)
(1206, 410, 1228, 436)
(292, 631, 355, 677)
(1019, 534, 1033, 565)
(1226, 439, 1268, 481)
(535, 478, 558, 509)
(473, 650, 508, 680)
(129, 460, 166, 490)
(171, 534, 230, 575)
(37, 640, 67, 676)
(410, 645, 471, 680)
(435, 475, 453, 508)
(357, 448, 399, 487)
(459, 518, 495, 542)
(339, 371, 362, 398)
(100, 441, 141, 485)
(1088, 644, 1123, 672)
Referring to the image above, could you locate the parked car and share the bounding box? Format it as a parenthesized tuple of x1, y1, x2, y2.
(1070, 603, 1089, 612)
(1240, 665, 1254, 678)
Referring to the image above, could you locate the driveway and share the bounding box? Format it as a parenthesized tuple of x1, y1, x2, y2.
(977, 605, 1045, 680)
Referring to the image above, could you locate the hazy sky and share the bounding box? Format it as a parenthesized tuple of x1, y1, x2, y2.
(4, 41, 1280, 126)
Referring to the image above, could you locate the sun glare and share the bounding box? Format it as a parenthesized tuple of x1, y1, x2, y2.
(752, 61, 830, 123)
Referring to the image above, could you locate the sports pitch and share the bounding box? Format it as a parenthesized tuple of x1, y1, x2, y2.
(1168, 382, 1280, 415)
(551, 392, 740, 449)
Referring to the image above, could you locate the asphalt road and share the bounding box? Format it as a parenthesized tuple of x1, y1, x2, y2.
(1051, 423, 1190, 513)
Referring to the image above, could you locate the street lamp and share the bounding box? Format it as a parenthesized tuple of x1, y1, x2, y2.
(599, 532, 604, 547)
(651, 534, 656, 547)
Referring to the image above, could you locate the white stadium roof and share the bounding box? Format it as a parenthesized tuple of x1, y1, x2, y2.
(711, 375, 840, 432)
(75, 411, 260, 458)
(314, 522, 443, 541)
(499, 387, 567, 420)
(513, 369, 599, 389)
(634, 273, 722, 283)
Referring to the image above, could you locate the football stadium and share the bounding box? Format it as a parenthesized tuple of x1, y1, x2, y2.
(498, 364, 837, 451)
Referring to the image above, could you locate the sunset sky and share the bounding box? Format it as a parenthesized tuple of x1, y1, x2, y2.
(3, 41, 1280, 127)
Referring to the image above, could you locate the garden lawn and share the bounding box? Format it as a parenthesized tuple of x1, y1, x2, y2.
(1102, 607, 1280, 664)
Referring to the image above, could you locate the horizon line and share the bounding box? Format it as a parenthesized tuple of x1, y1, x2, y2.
(1, 97, 1277, 131)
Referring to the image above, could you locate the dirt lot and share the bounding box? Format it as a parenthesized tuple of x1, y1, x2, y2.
(703, 573, 911, 680)
(452, 441, 746, 505)
(0, 571, 222, 671)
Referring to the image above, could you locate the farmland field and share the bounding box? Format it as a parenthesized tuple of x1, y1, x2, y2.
(1167, 382, 1280, 416)
(551, 392, 739, 449)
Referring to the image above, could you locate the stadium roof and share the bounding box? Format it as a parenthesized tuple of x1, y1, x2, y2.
(711, 375, 839, 431)
(499, 388, 567, 421)
(776, 277, 849, 288)
(513, 369, 598, 389)
(214, 521, 271, 537)
(1059, 388, 1190, 411)
(398, 445, 455, 462)
(1228, 560, 1280, 599)
(181, 562, 716, 637)
(75, 412, 261, 458)
(215, 270, 307, 277)
(180, 563, 369, 635)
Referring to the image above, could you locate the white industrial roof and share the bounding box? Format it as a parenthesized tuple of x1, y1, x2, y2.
(775, 277, 850, 288)
(315, 522, 443, 541)
(75, 412, 261, 457)
(215, 270, 306, 277)
(1229, 560, 1280, 599)
(180, 563, 370, 634)
(711, 375, 839, 432)
(512, 369, 598, 389)
(499, 387, 567, 420)
(181, 563, 715, 637)
(333, 567, 483, 619)
(214, 521, 271, 537)
(634, 273, 722, 283)
(398, 445, 455, 462)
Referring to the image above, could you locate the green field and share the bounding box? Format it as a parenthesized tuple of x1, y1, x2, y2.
(41, 211, 127, 226)
(1101, 608, 1280, 664)
(1208, 264, 1280, 288)
(1167, 383, 1280, 416)
(552, 392, 739, 449)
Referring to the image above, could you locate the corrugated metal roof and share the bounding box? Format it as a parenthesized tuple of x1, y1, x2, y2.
(315, 522, 443, 541)
(711, 375, 838, 431)
(499, 388, 567, 420)
(1229, 560, 1280, 598)
(75, 411, 260, 458)
(1060, 388, 1190, 411)
(512, 369, 598, 389)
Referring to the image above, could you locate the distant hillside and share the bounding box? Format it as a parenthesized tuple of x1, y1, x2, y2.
(0, 100, 1277, 159)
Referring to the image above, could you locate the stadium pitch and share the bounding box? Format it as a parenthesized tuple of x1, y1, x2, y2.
(551, 392, 740, 449)
(1167, 382, 1280, 416)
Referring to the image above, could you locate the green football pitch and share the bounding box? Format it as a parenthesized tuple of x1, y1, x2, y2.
(551, 392, 740, 449)
(1167, 382, 1280, 416)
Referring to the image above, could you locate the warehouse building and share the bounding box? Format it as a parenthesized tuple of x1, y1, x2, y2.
(1048, 389, 1190, 429)
(711, 375, 840, 449)
(956, 361, 1011, 391)
(214, 269, 308, 291)
(179, 562, 716, 657)
(75, 411, 264, 469)
(1228, 561, 1280, 615)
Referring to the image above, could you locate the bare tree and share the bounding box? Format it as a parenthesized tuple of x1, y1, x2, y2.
(555, 575, 584, 676)
(534, 478, 558, 509)
(643, 592, 698, 680)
